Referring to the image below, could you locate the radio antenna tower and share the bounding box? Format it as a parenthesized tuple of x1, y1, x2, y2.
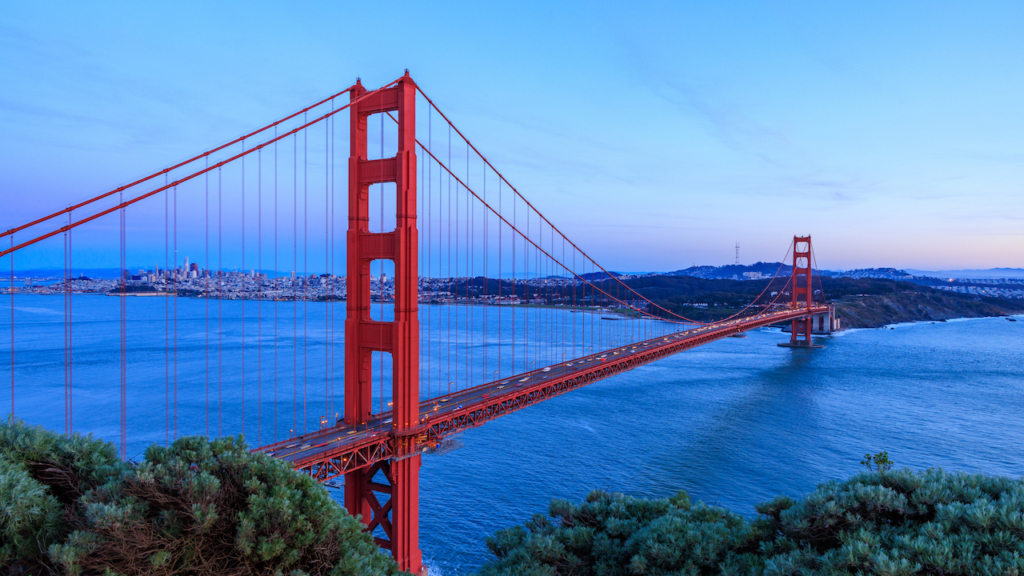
(735, 243, 740, 265)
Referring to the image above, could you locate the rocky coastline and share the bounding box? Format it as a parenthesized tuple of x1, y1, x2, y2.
(833, 292, 1024, 329)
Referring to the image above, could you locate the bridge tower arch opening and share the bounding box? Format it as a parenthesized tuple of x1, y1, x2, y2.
(344, 71, 424, 574)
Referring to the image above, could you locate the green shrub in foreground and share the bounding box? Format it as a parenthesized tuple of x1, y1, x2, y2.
(477, 469, 1024, 576)
(0, 419, 401, 576)
(0, 418, 126, 571)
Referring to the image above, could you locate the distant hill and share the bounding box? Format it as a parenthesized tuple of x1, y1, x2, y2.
(579, 271, 622, 281)
(662, 264, 927, 281)
(907, 268, 1024, 279)
(666, 262, 794, 280)
(614, 275, 1024, 327)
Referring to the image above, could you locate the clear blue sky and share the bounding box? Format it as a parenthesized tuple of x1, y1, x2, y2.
(2, 1, 1021, 271)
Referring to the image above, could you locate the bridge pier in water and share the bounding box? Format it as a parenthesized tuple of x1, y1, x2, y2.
(343, 72, 425, 574)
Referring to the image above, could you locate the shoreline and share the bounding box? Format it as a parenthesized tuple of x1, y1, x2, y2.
(831, 313, 1023, 335)
(8, 290, 1021, 329)
(4, 291, 643, 318)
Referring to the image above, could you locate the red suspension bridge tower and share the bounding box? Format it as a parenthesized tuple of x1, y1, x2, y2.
(789, 235, 815, 346)
(344, 72, 423, 572)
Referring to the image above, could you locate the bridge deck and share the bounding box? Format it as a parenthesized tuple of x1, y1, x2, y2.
(254, 306, 827, 482)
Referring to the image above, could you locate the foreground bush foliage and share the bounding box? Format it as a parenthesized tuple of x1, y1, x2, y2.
(0, 418, 127, 571)
(478, 469, 1024, 576)
(0, 419, 401, 576)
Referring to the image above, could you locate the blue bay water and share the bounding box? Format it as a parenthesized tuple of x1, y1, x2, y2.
(1, 295, 1022, 575)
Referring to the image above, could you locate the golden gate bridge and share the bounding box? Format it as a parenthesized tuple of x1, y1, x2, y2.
(0, 71, 829, 574)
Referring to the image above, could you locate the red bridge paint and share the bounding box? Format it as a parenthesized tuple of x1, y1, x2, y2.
(343, 72, 422, 571)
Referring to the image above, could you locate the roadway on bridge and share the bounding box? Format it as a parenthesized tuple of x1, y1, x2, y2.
(257, 309, 807, 466)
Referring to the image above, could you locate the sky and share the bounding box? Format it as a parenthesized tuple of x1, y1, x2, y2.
(1, 1, 1022, 272)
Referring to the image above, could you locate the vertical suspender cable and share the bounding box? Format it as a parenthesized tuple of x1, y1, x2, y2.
(70, 217, 73, 434)
(64, 224, 68, 434)
(447, 124, 451, 394)
(427, 109, 432, 398)
(205, 159, 210, 438)
(303, 119, 308, 434)
(466, 143, 470, 389)
(68, 213, 73, 434)
(325, 112, 330, 425)
(218, 167, 223, 437)
(8, 235, 12, 419)
(120, 194, 126, 459)
(467, 144, 471, 387)
(241, 142, 246, 438)
(329, 105, 335, 420)
(438, 133, 443, 397)
(173, 184, 178, 440)
(293, 132, 298, 437)
(274, 127, 278, 441)
(493, 177, 497, 379)
(258, 148, 263, 446)
(164, 178, 168, 445)
(428, 111, 432, 399)
(446, 124, 450, 393)
(511, 193, 515, 374)
(330, 109, 336, 421)
(454, 143, 459, 390)
(482, 157, 486, 385)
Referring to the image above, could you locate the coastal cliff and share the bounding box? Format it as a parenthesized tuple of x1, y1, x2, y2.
(833, 292, 1024, 329)
(621, 275, 1024, 328)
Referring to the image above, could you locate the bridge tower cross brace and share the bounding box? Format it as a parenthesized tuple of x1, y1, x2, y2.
(790, 235, 814, 345)
(344, 72, 423, 574)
